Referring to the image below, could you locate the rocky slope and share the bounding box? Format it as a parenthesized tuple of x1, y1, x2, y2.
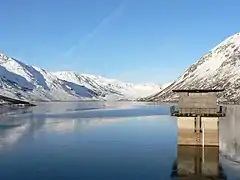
(0, 52, 162, 102)
(143, 32, 240, 103)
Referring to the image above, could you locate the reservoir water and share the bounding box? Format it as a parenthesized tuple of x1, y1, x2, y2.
(0, 102, 239, 180)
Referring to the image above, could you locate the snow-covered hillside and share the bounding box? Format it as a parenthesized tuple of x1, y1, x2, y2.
(53, 71, 162, 100)
(0, 52, 97, 101)
(0, 52, 162, 101)
(143, 32, 240, 103)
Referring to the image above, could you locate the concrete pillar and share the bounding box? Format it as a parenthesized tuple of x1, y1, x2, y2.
(195, 115, 201, 133)
(201, 117, 219, 146)
(177, 116, 219, 146)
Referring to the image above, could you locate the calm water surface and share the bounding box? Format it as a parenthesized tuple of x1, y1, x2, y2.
(0, 102, 239, 180)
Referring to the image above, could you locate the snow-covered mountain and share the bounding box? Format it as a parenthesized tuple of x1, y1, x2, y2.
(0, 52, 97, 101)
(143, 32, 240, 103)
(0, 52, 162, 102)
(53, 71, 162, 100)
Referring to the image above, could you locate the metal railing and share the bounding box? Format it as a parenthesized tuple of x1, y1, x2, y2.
(170, 105, 227, 117)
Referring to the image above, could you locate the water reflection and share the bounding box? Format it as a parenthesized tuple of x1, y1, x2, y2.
(0, 102, 239, 179)
(0, 102, 172, 151)
(0, 105, 177, 180)
(0, 123, 30, 149)
(171, 146, 227, 180)
(3, 102, 169, 119)
(0, 116, 45, 151)
(40, 115, 171, 133)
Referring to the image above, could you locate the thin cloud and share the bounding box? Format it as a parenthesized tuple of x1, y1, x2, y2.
(63, 1, 126, 58)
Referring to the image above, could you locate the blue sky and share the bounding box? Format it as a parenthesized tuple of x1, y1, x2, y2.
(0, 0, 240, 84)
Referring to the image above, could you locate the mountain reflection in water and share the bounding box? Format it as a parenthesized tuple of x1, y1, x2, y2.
(0, 102, 239, 180)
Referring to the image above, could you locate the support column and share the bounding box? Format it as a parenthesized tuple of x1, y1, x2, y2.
(194, 115, 202, 146)
(195, 115, 201, 133)
(177, 116, 219, 146)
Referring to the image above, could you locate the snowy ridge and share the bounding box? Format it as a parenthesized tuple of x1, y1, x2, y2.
(144, 32, 240, 103)
(53, 71, 163, 100)
(0, 52, 162, 101)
